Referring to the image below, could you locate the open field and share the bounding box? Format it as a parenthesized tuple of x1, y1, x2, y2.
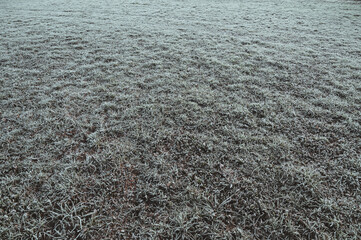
(1, 0, 361, 239)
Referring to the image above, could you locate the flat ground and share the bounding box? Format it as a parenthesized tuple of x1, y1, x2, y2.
(1, 0, 361, 239)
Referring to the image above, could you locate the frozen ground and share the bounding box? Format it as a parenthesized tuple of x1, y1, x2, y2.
(1, 0, 361, 239)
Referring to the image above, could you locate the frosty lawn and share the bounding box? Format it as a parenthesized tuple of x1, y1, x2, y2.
(1, 0, 360, 239)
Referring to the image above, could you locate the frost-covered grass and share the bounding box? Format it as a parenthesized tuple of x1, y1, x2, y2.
(1, 0, 361, 239)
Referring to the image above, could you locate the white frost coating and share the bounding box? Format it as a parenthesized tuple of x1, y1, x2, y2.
(0, 0, 360, 239)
